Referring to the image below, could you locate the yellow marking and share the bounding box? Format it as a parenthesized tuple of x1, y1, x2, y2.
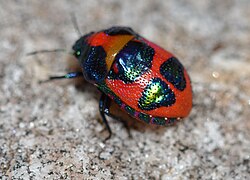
(105, 35, 134, 71)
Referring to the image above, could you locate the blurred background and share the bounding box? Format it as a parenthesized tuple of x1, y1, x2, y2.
(0, 0, 249, 179)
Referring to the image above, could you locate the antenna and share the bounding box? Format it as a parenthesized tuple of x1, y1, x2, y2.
(70, 12, 82, 37)
(26, 49, 67, 56)
(26, 13, 82, 56)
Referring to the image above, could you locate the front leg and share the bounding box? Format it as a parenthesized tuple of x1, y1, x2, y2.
(39, 72, 83, 83)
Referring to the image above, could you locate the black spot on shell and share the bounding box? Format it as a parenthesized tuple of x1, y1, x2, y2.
(108, 41, 154, 83)
(160, 57, 186, 91)
(104, 26, 137, 36)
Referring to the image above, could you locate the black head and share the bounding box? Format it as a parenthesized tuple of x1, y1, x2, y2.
(72, 32, 94, 61)
(72, 32, 108, 84)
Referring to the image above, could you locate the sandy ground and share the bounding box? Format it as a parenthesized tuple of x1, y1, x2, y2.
(0, 0, 250, 179)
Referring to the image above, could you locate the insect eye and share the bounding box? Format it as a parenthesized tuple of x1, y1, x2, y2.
(75, 50, 81, 57)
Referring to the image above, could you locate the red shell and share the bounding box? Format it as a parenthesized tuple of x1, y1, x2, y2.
(85, 30, 192, 119)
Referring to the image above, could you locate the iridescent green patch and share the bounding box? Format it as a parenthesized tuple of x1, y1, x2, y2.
(138, 78, 175, 110)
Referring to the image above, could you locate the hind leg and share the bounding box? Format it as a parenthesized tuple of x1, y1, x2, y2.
(99, 93, 131, 141)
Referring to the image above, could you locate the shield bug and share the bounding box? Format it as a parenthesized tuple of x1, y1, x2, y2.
(30, 26, 192, 140)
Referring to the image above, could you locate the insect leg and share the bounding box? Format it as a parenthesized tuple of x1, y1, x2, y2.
(99, 93, 132, 140)
(99, 93, 112, 141)
(40, 72, 83, 83)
